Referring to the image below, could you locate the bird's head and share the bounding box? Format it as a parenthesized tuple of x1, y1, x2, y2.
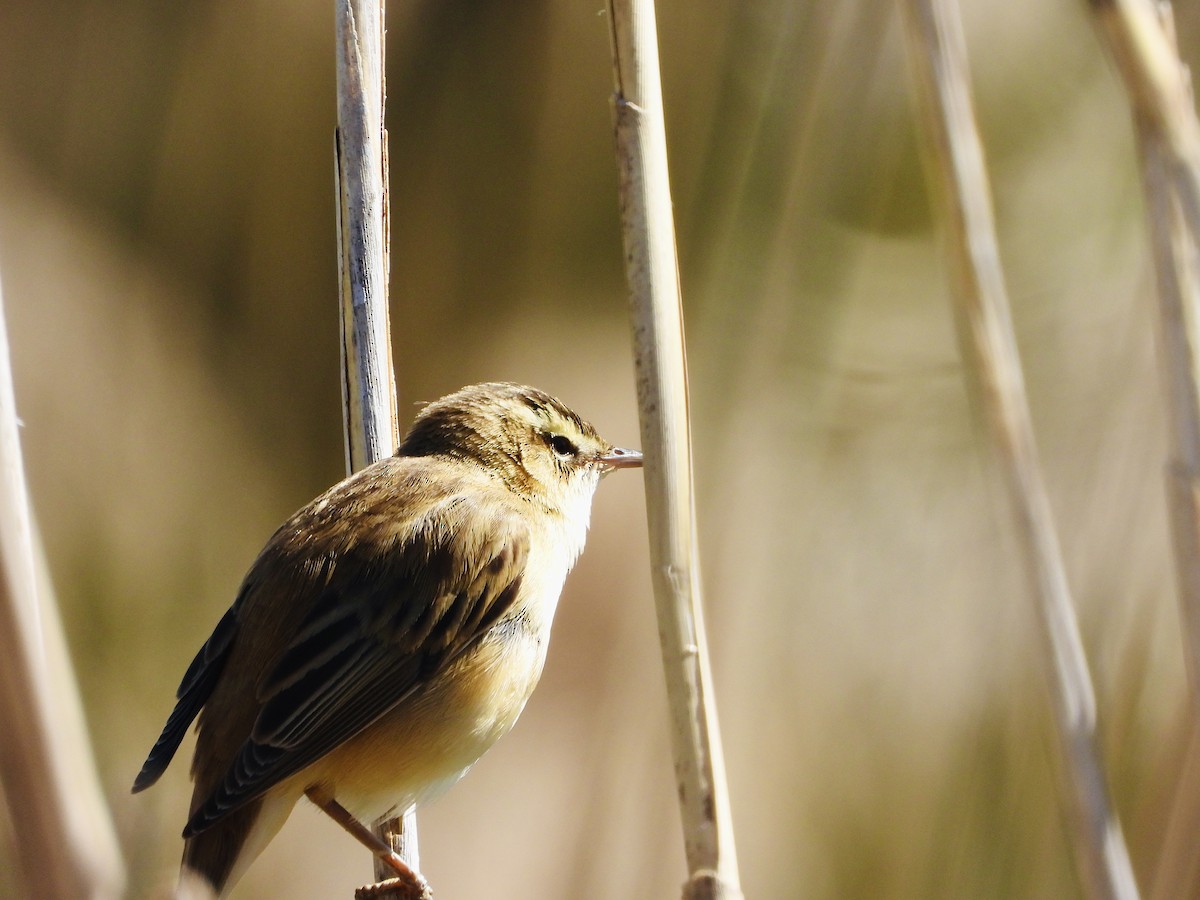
(398, 382, 642, 511)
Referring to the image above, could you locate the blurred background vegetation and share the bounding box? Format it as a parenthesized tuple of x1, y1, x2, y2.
(0, 0, 1197, 897)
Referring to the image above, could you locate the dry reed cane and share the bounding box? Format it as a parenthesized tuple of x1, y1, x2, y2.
(606, 2, 742, 898)
(334, 0, 415, 894)
(899, 0, 1139, 897)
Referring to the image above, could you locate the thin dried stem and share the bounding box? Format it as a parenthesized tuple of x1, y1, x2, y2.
(334, 0, 409, 887)
(0, 275, 125, 899)
(1090, 0, 1200, 246)
(899, 1, 1139, 897)
(336, 0, 396, 471)
(605, 2, 742, 898)
(1093, 0, 1200, 696)
(1088, 1, 1200, 894)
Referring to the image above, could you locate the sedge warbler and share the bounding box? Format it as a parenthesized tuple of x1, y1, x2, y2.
(132, 382, 642, 896)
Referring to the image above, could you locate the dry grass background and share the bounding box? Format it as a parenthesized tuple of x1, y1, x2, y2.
(0, 1, 1195, 897)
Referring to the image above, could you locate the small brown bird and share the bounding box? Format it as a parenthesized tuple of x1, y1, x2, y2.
(132, 383, 642, 897)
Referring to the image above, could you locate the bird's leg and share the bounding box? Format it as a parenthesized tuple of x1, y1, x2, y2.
(304, 787, 432, 899)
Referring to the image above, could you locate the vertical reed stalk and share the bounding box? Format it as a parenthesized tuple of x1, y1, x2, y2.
(334, 0, 409, 889)
(606, 2, 742, 898)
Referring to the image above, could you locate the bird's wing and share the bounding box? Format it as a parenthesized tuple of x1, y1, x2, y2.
(131, 600, 241, 793)
(183, 502, 529, 837)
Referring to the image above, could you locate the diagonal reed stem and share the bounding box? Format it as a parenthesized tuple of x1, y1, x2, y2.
(899, 1, 1139, 897)
(1091, 0, 1200, 715)
(0, 273, 125, 899)
(1087, 2, 1200, 895)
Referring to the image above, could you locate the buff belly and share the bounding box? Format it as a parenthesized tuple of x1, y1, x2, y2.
(286, 617, 548, 823)
(205, 619, 549, 896)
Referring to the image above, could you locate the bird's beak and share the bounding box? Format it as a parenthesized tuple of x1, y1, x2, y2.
(597, 447, 643, 471)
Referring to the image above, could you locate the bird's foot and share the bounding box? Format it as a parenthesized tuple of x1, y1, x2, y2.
(307, 787, 434, 898)
(355, 873, 434, 900)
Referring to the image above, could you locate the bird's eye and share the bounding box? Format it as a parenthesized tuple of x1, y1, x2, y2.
(548, 434, 579, 458)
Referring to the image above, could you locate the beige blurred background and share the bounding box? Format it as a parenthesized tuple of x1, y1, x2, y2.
(0, 1, 1196, 897)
